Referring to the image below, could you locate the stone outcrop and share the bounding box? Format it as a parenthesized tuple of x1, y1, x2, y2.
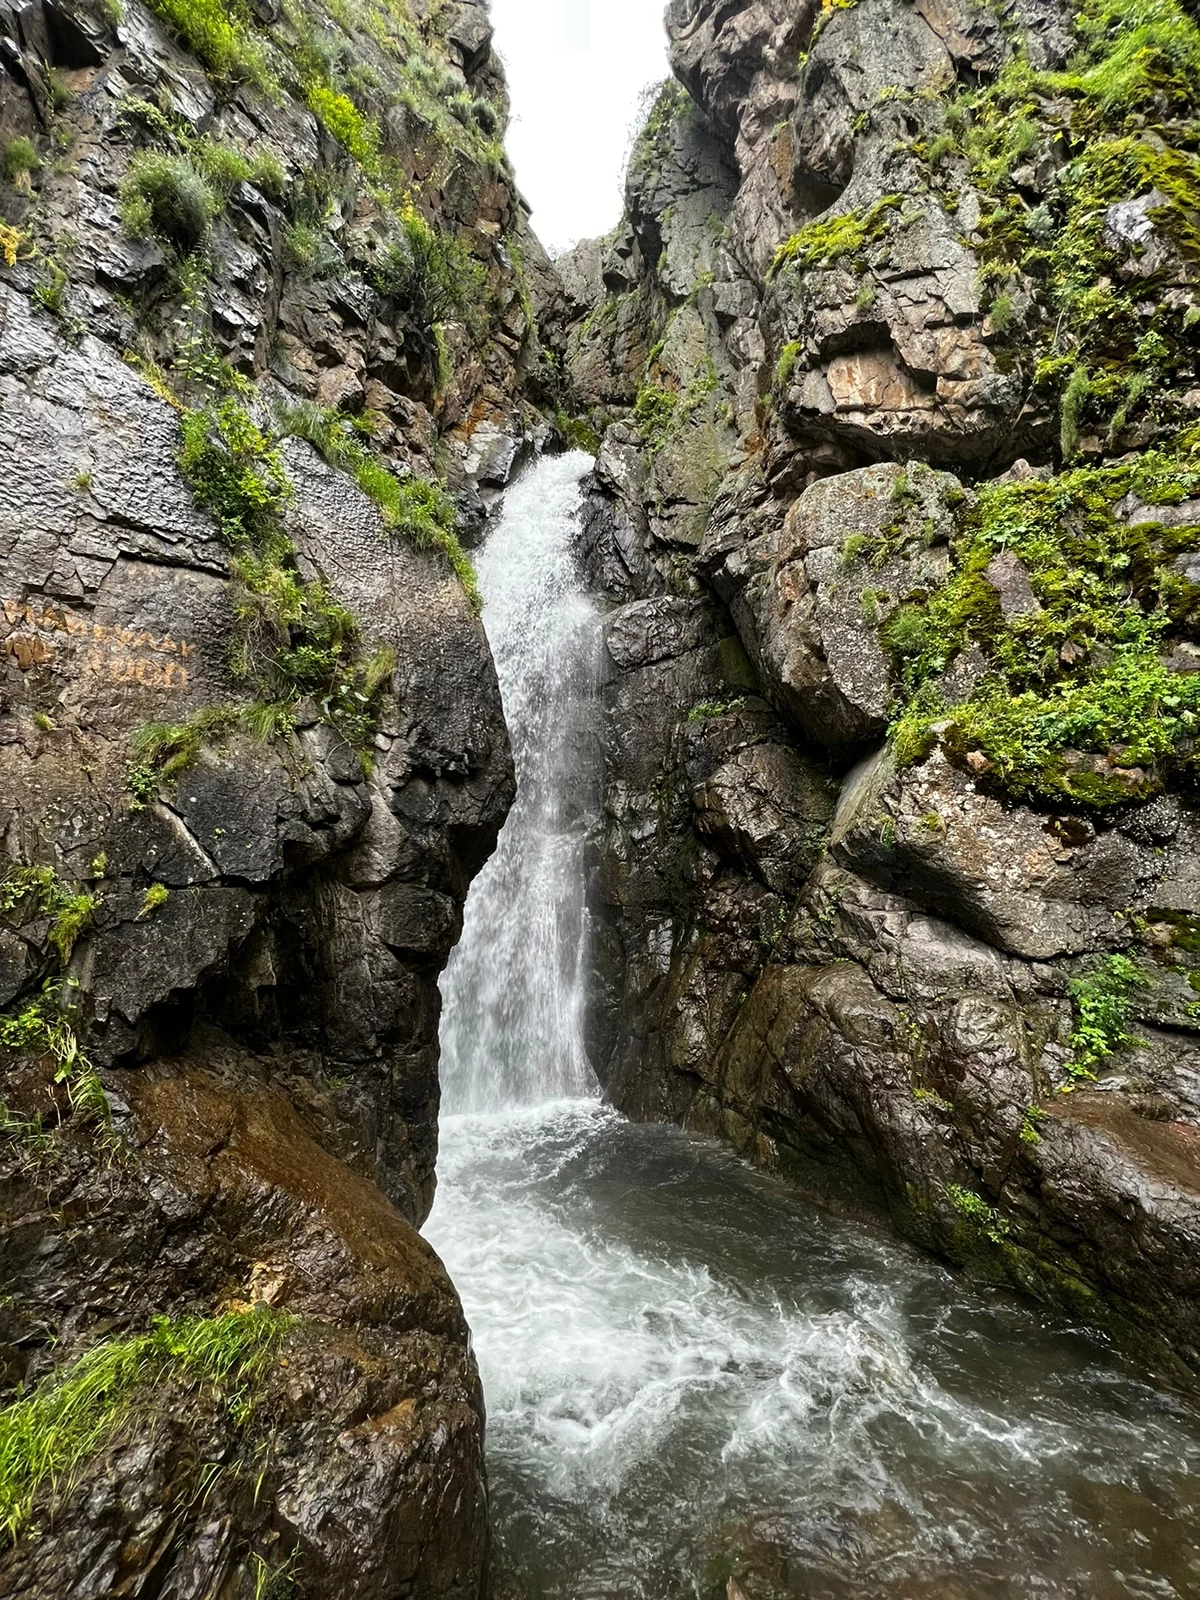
(565, 0, 1200, 1381)
(0, 0, 555, 1587)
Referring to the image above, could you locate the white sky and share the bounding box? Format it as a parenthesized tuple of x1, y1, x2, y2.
(489, 0, 671, 255)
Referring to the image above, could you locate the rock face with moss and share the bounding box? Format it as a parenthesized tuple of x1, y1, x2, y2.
(565, 0, 1200, 1381)
(0, 0, 558, 1588)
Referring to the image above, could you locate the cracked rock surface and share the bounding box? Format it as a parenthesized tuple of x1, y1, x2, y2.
(0, 0, 563, 1587)
(563, 0, 1200, 1383)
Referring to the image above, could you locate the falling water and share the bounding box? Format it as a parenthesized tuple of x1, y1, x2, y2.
(438, 450, 600, 1114)
(426, 455, 1200, 1600)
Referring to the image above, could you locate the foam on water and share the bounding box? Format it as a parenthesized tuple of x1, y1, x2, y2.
(427, 455, 1200, 1598)
(429, 1100, 1200, 1598)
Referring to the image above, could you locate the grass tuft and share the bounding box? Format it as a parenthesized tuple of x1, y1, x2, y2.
(0, 1307, 292, 1544)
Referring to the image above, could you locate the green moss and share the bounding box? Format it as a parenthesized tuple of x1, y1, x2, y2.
(554, 412, 602, 455)
(885, 438, 1200, 803)
(1020, 1106, 1045, 1145)
(772, 194, 903, 276)
(0, 1307, 291, 1544)
(137, 883, 170, 919)
(173, 399, 399, 748)
(1068, 953, 1152, 1076)
(633, 365, 719, 460)
(940, 0, 1200, 452)
(1060, 365, 1091, 461)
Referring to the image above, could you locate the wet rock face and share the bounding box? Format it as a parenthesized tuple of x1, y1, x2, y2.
(565, 0, 1200, 1380)
(2, 1034, 489, 1600)
(0, 0, 550, 1584)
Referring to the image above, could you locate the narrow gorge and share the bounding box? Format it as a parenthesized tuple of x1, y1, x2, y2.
(2, 0, 1200, 1595)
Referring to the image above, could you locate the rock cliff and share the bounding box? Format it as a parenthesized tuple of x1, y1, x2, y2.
(567, 0, 1200, 1383)
(0, 0, 556, 1588)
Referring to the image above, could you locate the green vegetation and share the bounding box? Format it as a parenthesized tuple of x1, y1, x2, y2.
(1, 867, 97, 968)
(0, 989, 109, 1130)
(137, 883, 170, 918)
(175, 398, 396, 746)
(126, 705, 244, 805)
(273, 398, 480, 610)
(119, 152, 218, 254)
(368, 209, 487, 348)
(47, 894, 97, 966)
(774, 340, 801, 389)
(946, 1183, 1008, 1243)
(0, 1307, 291, 1543)
(633, 383, 678, 441)
(1068, 953, 1152, 1076)
(885, 434, 1200, 804)
(912, 1085, 953, 1112)
(772, 195, 902, 276)
(305, 81, 381, 171)
(688, 691, 749, 722)
(2, 136, 39, 185)
(632, 363, 719, 459)
(631, 79, 692, 184)
(142, 0, 277, 96)
(935, 0, 1200, 451)
(281, 219, 340, 278)
(192, 139, 286, 202)
(808, 0, 859, 47)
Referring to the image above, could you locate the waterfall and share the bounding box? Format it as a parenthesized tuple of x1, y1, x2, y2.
(425, 452, 1200, 1600)
(439, 450, 601, 1114)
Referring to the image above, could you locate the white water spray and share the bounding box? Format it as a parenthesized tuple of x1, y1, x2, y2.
(439, 451, 600, 1114)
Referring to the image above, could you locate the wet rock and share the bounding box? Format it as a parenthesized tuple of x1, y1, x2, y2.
(715, 462, 959, 752)
(558, 0, 1200, 1381)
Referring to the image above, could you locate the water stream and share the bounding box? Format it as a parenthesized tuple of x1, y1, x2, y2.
(424, 454, 1200, 1600)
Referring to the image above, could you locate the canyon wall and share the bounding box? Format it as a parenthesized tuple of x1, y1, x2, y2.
(0, 0, 560, 1588)
(567, 0, 1200, 1384)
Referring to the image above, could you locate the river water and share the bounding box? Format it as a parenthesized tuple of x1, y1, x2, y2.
(424, 454, 1200, 1600)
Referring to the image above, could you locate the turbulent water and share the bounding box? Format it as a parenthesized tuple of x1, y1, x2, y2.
(438, 450, 599, 1114)
(425, 455, 1200, 1600)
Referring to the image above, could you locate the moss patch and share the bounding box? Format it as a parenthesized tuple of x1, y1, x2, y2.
(887, 435, 1200, 803)
(936, 0, 1200, 452)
